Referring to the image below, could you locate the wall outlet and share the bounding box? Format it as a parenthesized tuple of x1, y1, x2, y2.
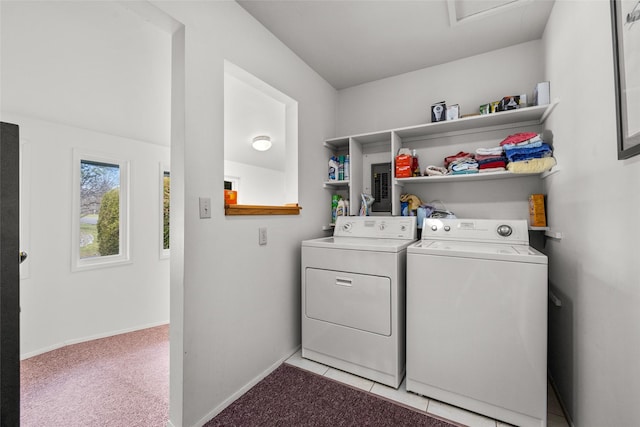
(258, 227, 267, 245)
(199, 197, 211, 219)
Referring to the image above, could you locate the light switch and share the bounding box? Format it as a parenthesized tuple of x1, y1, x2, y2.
(259, 227, 267, 245)
(199, 197, 211, 218)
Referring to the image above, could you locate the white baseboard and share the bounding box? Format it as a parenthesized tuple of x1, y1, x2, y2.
(20, 320, 169, 360)
(192, 346, 301, 427)
(548, 373, 574, 427)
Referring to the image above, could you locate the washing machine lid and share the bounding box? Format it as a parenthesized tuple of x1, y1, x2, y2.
(408, 240, 547, 264)
(303, 236, 415, 252)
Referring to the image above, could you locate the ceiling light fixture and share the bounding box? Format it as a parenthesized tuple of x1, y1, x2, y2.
(252, 135, 272, 151)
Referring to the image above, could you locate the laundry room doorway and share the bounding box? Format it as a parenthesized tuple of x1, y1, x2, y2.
(1, 1, 174, 424)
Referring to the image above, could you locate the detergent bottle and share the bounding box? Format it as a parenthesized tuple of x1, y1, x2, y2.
(328, 156, 338, 181)
(336, 199, 348, 217)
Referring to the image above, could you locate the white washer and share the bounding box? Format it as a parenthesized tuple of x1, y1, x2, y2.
(406, 218, 548, 427)
(301, 216, 417, 388)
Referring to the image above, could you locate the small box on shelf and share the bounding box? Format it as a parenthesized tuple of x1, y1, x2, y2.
(529, 194, 547, 227)
(395, 154, 413, 178)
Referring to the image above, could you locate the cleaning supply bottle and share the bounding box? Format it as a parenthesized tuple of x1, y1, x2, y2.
(411, 149, 420, 177)
(338, 155, 345, 180)
(328, 156, 338, 180)
(336, 198, 347, 217)
(344, 155, 350, 181)
(331, 194, 340, 224)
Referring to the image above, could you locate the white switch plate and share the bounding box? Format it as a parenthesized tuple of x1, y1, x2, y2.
(199, 197, 211, 218)
(259, 227, 267, 245)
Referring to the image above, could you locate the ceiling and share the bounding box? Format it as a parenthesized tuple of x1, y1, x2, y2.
(237, 0, 556, 90)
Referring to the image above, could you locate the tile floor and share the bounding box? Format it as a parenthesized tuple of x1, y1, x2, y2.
(285, 350, 570, 427)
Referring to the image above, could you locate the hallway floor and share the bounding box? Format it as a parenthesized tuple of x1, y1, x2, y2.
(286, 351, 570, 427)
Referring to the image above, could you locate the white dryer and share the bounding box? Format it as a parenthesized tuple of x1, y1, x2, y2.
(301, 216, 417, 388)
(406, 218, 548, 427)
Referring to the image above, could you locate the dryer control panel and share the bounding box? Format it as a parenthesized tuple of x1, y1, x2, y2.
(334, 216, 416, 239)
(421, 218, 529, 245)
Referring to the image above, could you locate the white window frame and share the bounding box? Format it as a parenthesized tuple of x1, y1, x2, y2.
(160, 163, 170, 259)
(72, 149, 130, 271)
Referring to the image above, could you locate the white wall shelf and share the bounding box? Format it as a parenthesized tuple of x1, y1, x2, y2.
(394, 170, 543, 186)
(326, 102, 558, 149)
(545, 229, 563, 240)
(323, 180, 349, 188)
(323, 100, 559, 219)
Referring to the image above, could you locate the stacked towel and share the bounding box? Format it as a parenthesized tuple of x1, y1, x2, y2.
(448, 157, 478, 174)
(504, 142, 552, 162)
(500, 132, 556, 172)
(442, 151, 478, 175)
(444, 151, 473, 168)
(478, 158, 507, 169)
(475, 147, 506, 172)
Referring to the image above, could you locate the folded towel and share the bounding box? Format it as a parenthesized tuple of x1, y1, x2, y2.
(503, 140, 543, 151)
(451, 163, 478, 172)
(444, 151, 473, 167)
(475, 146, 504, 156)
(506, 157, 557, 173)
(479, 167, 506, 173)
(449, 158, 479, 172)
(424, 165, 448, 176)
(505, 143, 552, 162)
(478, 159, 507, 169)
(475, 153, 505, 161)
(451, 169, 479, 175)
(500, 132, 539, 146)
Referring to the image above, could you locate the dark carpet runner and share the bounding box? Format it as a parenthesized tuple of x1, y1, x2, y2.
(205, 364, 458, 427)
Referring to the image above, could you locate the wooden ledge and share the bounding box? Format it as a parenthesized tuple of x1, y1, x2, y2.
(225, 204, 302, 216)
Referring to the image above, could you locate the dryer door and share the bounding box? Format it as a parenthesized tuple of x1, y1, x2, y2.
(305, 268, 391, 336)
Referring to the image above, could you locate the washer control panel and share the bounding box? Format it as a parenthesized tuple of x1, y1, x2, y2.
(334, 216, 416, 239)
(421, 218, 529, 244)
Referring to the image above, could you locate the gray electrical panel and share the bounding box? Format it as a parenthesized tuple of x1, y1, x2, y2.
(371, 162, 391, 212)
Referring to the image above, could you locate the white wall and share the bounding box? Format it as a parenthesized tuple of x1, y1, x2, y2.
(152, 2, 336, 426)
(7, 114, 170, 357)
(335, 41, 547, 221)
(0, 2, 171, 357)
(543, 1, 640, 425)
(0, 1, 171, 146)
(336, 40, 544, 136)
(224, 160, 286, 205)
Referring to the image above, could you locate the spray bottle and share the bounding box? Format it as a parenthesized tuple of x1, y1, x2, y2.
(331, 194, 340, 224)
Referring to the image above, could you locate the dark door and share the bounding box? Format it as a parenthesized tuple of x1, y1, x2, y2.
(0, 122, 20, 426)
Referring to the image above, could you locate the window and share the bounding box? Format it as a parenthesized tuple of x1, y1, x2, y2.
(160, 166, 170, 258)
(72, 150, 129, 270)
